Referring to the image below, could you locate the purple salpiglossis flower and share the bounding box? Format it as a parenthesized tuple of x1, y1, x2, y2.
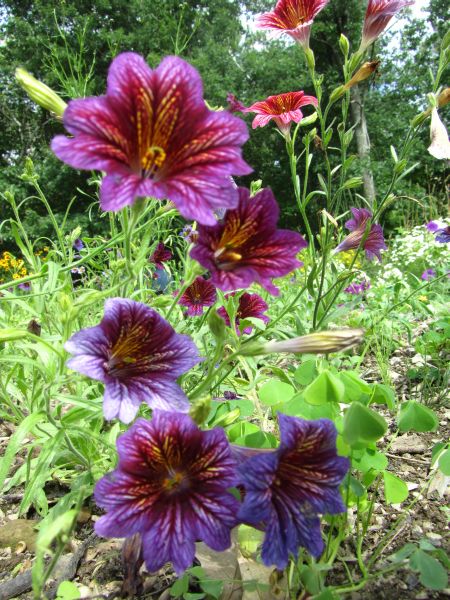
(73, 238, 84, 251)
(178, 276, 217, 316)
(190, 187, 307, 295)
(149, 242, 172, 269)
(18, 282, 31, 292)
(94, 411, 239, 575)
(435, 225, 450, 243)
(217, 292, 270, 335)
(64, 298, 201, 423)
(426, 221, 439, 232)
(51, 52, 251, 225)
(421, 268, 436, 281)
(335, 207, 387, 261)
(344, 279, 371, 295)
(236, 414, 349, 569)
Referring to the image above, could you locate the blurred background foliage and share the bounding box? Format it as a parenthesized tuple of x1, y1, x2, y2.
(0, 0, 448, 249)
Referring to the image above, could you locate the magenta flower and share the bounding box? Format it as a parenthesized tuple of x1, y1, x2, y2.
(421, 269, 436, 281)
(344, 279, 371, 295)
(178, 276, 217, 316)
(236, 414, 349, 568)
(149, 242, 172, 269)
(51, 53, 251, 225)
(335, 208, 386, 261)
(226, 93, 246, 113)
(361, 0, 415, 50)
(190, 187, 306, 295)
(95, 411, 239, 575)
(245, 91, 318, 137)
(64, 298, 201, 423)
(256, 0, 330, 48)
(426, 221, 439, 232)
(217, 292, 270, 335)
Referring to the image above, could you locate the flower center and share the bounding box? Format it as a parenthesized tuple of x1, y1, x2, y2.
(163, 470, 187, 492)
(141, 146, 166, 178)
(214, 246, 242, 269)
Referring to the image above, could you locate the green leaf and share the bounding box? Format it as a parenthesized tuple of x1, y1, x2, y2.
(227, 421, 260, 442)
(339, 371, 371, 402)
(279, 394, 338, 420)
(383, 471, 408, 504)
(409, 549, 448, 590)
(370, 383, 396, 410)
(303, 370, 345, 406)
(238, 524, 264, 558)
(258, 380, 295, 406)
(358, 450, 388, 473)
(0, 412, 46, 490)
(398, 401, 439, 433)
(389, 543, 417, 563)
(438, 448, 450, 476)
(294, 359, 318, 386)
(199, 579, 223, 599)
(343, 402, 387, 446)
(170, 574, 190, 597)
(56, 581, 81, 600)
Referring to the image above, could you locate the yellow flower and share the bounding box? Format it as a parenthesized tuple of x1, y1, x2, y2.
(20, 268, 27, 275)
(43, 246, 49, 252)
(12, 273, 21, 280)
(418, 295, 428, 302)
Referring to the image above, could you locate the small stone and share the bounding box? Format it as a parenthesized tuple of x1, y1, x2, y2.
(426, 532, 443, 546)
(411, 525, 423, 536)
(422, 521, 433, 530)
(391, 434, 427, 454)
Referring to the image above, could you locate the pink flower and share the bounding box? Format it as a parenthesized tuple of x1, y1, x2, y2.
(149, 242, 172, 269)
(361, 0, 415, 50)
(178, 276, 217, 316)
(335, 208, 387, 261)
(52, 53, 251, 225)
(226, 93, 246, 113)
(217, 292, 270, 335)
(245, 92, 317, 137)
(256, 0, 330, 49)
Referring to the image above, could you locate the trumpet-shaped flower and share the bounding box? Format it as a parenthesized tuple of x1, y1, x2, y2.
(178, 276, 217, 316)
(149, 242, 172, 269)
(421, 269, 436, 281)
(52, 53, 251, 225)
(361, 0, 415, 50)
(64, 298, 201, 423)
(190, 187, 306, 295)
(217, 292, 270, 334)
(335, 208, 386, 261)
(256, 0, 330, 48)
(236, 414, 349, 568)
(95, 411, 239, 575)
(427, 108, 450, 161)
(245, 92, 318, 136)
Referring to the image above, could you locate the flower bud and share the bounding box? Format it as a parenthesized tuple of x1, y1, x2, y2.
(15, 68, 67, 117)
(207, 309, 227, 341)
(339, 34, 350, 57)
(241, 329, 364, 356)
(437, 87, 450, 108)
(304, 48, 315, 70)
(343, 61, 380, 92)
(189, 396, 212, 425)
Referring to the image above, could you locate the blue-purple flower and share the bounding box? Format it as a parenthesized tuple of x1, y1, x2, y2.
(344, 279, 371, 295)
(94, 411, 239, 575)
(435, 225, 450, 244)
(426, 221, 439, 232)
(51, 52, 251, 225)
(421, 269, 436, 281)
(64, 298, 201, 423)
(190, 187, 307, 295)
(335, 208, 386, 261)
(217, 292, 270, 334)
(178, 276, 217, 316)
(73, 238, 84, 251)
(236, 414, 349, 569)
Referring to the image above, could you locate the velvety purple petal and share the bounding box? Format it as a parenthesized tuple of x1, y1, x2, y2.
(100, 173, 144, 212)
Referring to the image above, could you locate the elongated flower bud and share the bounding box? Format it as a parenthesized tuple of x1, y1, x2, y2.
(344, 61, 380, 92)
(15, 68, 67, 117)
(241, 328, 364, 356)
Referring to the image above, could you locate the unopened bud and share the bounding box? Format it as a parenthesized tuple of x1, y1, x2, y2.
(343, 61, 380, 92)
(241, 329, 364, 356)
(15, 68, 67, 117)
(437, 87, 450, 108)
(189, 396, 212, 425)
(339, 34, 350, 57)
(304, 48, 315, 70)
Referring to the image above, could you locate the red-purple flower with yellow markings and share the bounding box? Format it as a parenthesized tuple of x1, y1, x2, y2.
(149, 242, 172, 269)
(217, 292, 270, 335)
(256, 0, 330, 48)
(94, 411, 239, 575)
(64, 298, 201, 423)
(190, 187, 307, 295)
(335, 208, 386, 261)
(51, 52, 251, 225)
(235, 414, 349, 569)
(361, 0, 415, 50)
(245, 91, 318, 137)
(178, 276, 217, 316)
